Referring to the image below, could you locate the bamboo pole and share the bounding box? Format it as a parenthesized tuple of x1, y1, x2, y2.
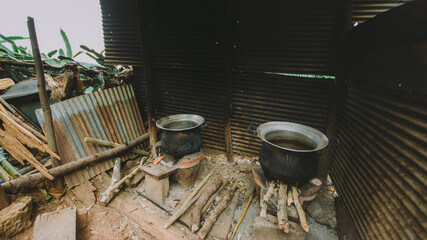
(27, 17, 63, 189)
(84, 137, 149, 156)
(1, 133, 149, 193)
(229, 188, 254, 240)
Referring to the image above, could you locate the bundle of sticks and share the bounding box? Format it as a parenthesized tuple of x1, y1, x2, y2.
(164, 173, 238, 240)
(0, 98, 58, 180)
(260, 179, 322, 233)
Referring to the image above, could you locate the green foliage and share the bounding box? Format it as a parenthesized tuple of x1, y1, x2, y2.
(60, 28, 72, 58)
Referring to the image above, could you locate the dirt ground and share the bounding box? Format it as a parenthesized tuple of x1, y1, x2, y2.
(9, 149, 338, 240)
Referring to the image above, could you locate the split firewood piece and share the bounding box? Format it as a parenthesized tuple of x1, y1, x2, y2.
(260, 181, 275, 218)
(201, 180, 227, 215)
(292, 186, 309, 232)
(277, 182, 289, 233)
(84, 137, 149, 156)
(287, 189, 294, 206)
(197, 184, 238, 240)
(190, 177, 223, 232)
(99, 157, 146, 206)
(0, 111, 60, 160)
(165, 172, 214, 229)
(98, 158, 121, 206)
(0, 128, 53, 180)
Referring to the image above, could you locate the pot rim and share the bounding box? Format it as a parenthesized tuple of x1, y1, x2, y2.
(155, 114, 205, 132)
(256, 121, 329, 153)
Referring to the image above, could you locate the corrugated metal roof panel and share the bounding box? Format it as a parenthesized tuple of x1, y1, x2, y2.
(351, 0, 413, 25)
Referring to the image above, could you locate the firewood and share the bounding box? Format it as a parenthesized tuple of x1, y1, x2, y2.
(287, 189, 294, 206)
(164, 172, 214, 229)
(292, 186, 309, 232)
(197, 184, 238, 239)
(98, 158, 121, 206)
(99, 157, 146, 206)
(277, 182, 289, 233)
(260, 181, 275, 218)
(201, 180, 227, 215)
(190, 177, 223, 232)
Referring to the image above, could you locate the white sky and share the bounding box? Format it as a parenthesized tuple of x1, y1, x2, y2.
(0, 0, 104, 64)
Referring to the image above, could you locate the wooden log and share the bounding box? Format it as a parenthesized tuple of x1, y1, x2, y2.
(277, 182, 289, 233)
(27, 17, 63, 189)
(260, 181, 275, 218)
(98, 158, 121, 206)
(99, 157, 146, 206)
(287, 189, 294, 207)
(292, 186, 309, 232)
(201, 180, 227, 215)
(196, 184, 238, 240)
(84, 137, 149, 156)
(164, 172, 214, 229)
(190, 177, 223, 232)
(1, 133, 149, 193)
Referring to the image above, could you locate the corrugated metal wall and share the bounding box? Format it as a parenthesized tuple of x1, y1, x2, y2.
(352, 0, 413, 25)
(331, 1, 427, 239)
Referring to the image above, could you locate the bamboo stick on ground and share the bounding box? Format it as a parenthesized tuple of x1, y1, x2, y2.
(197, 184, 238, 240)
(292, 186, 309, 232)
(277, 182, 289, 233)
(190, 177, 223, 232)
(229, 188, 255, 240)
(260, 181, 275, 218)
(164, 172, 214, 229)
(201, 180, 227, 215)
(84, 137, 149, 156)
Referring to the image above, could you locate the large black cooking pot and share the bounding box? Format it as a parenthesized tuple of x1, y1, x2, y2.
(154, 114, 208, 158)
(248, 122, 329, 184)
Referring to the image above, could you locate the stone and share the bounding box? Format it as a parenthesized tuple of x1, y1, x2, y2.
(145, 174, 169, 205)
(0, 196, 33, 238)
(252, 214, 306, 240)
(33, 207, 76, 240)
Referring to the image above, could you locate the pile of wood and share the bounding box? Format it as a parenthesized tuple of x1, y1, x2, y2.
(0, 98, 58, 180)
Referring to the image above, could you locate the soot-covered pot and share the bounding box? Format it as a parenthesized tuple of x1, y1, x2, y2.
(248, 122, 329, 184)
(154, 114, 208, 158)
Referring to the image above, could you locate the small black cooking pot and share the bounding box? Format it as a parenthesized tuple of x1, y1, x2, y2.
(248, 122, 329, 184)
(154, 114, 209, 158)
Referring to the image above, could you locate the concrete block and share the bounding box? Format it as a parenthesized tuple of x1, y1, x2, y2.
(145, 174, 169, 205)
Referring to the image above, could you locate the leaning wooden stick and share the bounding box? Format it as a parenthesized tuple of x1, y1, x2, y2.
(99, 158, 121, 206)
(229, 188, 255, 240)
(277, 182, 289, 233)
(99, 157, 146, 206)
(190, 177, 223, 232)
(260, 181, 275, 218)
(292, 186, 309, 232)
(197, 184, 238, 240)
(84, 137, 149, 156)
(165, 172, 214, 229)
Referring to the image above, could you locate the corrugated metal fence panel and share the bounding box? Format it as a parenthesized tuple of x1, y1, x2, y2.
(100, 0, 142, 66)
(231, 73, 334, 155)
(233, 0, 341, 76)
(36, 85, 146, 187)
(330, 84, 427, 240)
(351, 0, 413, 25)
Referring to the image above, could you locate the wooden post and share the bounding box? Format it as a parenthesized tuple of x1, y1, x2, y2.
(136, 0, 157, 156)
(27, 17, 64, 189)
(317, 0, 353, 181)
(223, 0, 235, 162)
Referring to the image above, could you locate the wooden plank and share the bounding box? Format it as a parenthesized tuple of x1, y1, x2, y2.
(33, 207, 76, 240)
